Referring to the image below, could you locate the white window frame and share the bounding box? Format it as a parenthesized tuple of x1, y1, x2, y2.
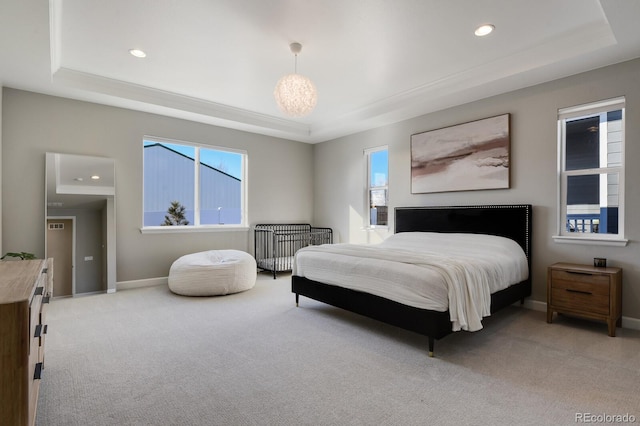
(553, 97, 627, 246)
(364, 145, 389, 229)
(141, 136, 248, 233)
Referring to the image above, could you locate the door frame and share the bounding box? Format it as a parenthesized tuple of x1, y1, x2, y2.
(45, 216, 76, 296)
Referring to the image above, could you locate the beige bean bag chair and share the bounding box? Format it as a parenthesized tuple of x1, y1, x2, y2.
(168, 250, 257, 296)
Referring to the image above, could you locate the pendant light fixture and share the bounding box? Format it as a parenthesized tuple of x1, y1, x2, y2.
(274, 42, 317, 117)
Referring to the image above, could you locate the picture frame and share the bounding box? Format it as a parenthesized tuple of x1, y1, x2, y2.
(410, 113, 510, 194)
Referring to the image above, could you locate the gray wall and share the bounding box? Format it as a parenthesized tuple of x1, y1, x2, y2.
(313, 58, 640, 322)
(1, 88, 314, 281)
(0, 87, 3, 256)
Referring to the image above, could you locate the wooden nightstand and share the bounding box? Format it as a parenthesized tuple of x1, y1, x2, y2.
(547, 262, 622, 336)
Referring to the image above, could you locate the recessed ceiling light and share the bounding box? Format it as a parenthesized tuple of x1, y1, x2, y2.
(129, 49, 147, 58)
(91, 175, 100, 180)
(74, 177, 83, 182)
(475, 24, 495, 37)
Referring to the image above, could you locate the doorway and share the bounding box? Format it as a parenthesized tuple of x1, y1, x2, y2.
(46, 217, 75, 297)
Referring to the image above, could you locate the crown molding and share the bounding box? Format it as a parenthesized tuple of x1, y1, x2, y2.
(52, 67, 313, 139)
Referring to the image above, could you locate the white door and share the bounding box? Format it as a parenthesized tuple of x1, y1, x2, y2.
(47, 218, 74, 297)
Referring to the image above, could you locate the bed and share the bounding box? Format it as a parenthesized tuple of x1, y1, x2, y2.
(291, 204, 532, 356)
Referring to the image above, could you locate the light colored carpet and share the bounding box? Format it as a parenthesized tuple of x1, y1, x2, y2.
(37, 273, 640, 426)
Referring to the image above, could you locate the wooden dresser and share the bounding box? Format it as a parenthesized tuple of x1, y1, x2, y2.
(547, 262, 622, 336)
(0, 258, 53, 426)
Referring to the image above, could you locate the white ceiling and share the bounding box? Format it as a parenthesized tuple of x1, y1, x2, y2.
(45, 152, 115, 210)
(1, 0, 640, 143)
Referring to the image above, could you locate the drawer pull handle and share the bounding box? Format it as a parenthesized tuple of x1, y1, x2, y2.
(34, 324, 43, 338)
(565, 271, 593, 276)
(43, 296, 50, 304)
(35, 286, 44, 296)
(566, 288, 593, 296)
(34, 362, 43, 380)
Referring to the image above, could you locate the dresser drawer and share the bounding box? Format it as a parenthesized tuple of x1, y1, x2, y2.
(40, 302, 47, 326)
(38, 324, 47, 363)
(29, 291, 43, 350)
(28, 333, 41, 421)
(39, 295, 50, 350)
(29, 365, 42, 426)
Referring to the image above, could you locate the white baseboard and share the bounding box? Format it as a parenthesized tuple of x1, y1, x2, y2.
(522, 299, 546, 312)
(621, 315, 640, 331)
(519, 299, 640, 331)
(117, 276, 167, 291)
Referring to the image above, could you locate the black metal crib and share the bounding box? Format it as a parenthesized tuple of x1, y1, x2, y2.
(254, 224, 333, 278)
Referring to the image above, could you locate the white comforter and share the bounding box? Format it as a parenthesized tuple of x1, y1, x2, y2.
(293, 232, 529, 332)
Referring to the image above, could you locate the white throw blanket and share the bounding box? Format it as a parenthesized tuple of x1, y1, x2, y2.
(293, 232, 529, 332)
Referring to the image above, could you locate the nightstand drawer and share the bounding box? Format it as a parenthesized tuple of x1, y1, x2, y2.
(550, 269, 610, 288)
(551, 288, 609, 315)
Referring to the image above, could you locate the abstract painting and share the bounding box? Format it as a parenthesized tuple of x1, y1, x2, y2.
(411, 114, 510, 193)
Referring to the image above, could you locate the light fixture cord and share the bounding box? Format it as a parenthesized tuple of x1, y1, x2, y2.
(294, 53, 298, 74)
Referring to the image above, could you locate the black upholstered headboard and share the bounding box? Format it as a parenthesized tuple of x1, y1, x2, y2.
(394, 205, 532, 264)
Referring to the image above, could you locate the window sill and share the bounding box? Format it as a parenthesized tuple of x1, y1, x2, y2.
(364, 225, 389, 231)
(140, 225, 250, 234)
(552, 235, 628, 247)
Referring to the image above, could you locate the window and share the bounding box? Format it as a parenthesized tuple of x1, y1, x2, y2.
(143, 137, 247, 230)
(365, 146, 388, 227)
(556, 97, 626, 245)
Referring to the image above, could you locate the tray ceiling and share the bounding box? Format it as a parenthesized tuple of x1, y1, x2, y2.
(1, 0, 639, 143)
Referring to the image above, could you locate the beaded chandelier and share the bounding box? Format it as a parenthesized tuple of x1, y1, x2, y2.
(274, 43, 317, 117)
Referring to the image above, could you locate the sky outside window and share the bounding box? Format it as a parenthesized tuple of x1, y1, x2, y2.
(370, 149, 388, 186)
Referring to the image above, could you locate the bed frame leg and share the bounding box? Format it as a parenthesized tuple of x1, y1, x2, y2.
(295, 293, 299, 307)
(428, 336, 434, 357)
